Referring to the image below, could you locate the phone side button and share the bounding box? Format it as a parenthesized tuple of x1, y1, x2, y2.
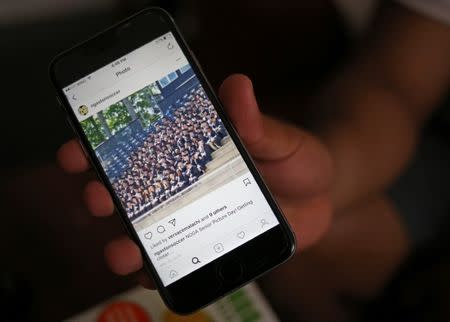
(56, 96, 63, 107)
(65, 117, 76, 132)
(217, 260, 244, 284)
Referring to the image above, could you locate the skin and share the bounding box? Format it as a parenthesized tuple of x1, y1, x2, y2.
(57, 3, 450, 321)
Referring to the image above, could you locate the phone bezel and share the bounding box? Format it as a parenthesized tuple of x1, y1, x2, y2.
(50, 7, 296, 314)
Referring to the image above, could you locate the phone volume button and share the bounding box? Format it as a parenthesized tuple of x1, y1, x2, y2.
(65, 117, 92, 164)
(56, 96, 63, 107)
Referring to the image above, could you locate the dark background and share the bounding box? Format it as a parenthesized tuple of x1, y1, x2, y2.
(2, 1, 449, 321)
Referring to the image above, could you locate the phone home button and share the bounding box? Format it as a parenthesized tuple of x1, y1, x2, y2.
(218, 260, 244, 283)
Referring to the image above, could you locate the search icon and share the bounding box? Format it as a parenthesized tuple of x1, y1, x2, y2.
(192, 257, 201, 265)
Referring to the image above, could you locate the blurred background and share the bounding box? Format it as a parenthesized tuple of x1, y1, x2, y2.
(1, 0, 450, 321)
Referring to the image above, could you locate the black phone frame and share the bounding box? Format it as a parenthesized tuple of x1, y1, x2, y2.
(50, 7, 296, 314)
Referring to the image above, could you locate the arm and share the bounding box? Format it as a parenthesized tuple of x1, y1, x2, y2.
(314, 3, 450, 211)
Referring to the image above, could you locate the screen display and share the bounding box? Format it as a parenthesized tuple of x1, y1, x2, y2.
(63, 32, 280, 286)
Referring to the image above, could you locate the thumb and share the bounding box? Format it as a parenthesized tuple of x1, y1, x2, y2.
(219, 74, 333, 197)
(219, 74, 301, 161)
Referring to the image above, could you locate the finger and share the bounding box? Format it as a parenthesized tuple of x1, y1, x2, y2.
(219, 74, 263, 153)
(256, 129, 333, 197)
(135, 270, 156, 290)
(104, 237, 143, 276)
(84, 181, 115, 217)
(219, 74, 303, 161)
(278, 193, 332, 250)
(57, 139, 90, 173)
(220, 74, 333, 196)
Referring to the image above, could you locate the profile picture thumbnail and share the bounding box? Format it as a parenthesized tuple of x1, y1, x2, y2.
(78, 105, 89, 116)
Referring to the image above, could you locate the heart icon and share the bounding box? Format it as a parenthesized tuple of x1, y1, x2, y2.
(237, 231, 245, 239)
(144, 232, 153, 240)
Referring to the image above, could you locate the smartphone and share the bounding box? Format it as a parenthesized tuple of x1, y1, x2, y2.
(50, 7, 296, 314)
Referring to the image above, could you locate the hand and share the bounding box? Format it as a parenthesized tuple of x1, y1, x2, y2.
(57, 74, 333, 289)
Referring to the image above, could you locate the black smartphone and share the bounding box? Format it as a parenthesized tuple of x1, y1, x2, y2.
(50, 7, 296, 314)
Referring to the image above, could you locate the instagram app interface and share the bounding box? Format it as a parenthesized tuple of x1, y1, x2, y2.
(64, 32, 279, 286)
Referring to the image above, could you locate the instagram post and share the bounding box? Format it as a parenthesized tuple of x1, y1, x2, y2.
(80, 65, 246, 226)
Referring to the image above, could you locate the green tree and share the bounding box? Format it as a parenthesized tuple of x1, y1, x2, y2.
(103, 102, 132, 135)
(80, 116, 107, 147)
(128, 83, 162, 128)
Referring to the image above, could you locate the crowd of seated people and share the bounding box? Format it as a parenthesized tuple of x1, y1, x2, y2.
(112, 86, 228, 219)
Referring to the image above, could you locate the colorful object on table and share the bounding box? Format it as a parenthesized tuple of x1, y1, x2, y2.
(66, 283, 278, 322)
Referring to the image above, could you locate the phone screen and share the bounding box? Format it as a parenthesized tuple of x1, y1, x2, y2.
(63, 32, 280, 286)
